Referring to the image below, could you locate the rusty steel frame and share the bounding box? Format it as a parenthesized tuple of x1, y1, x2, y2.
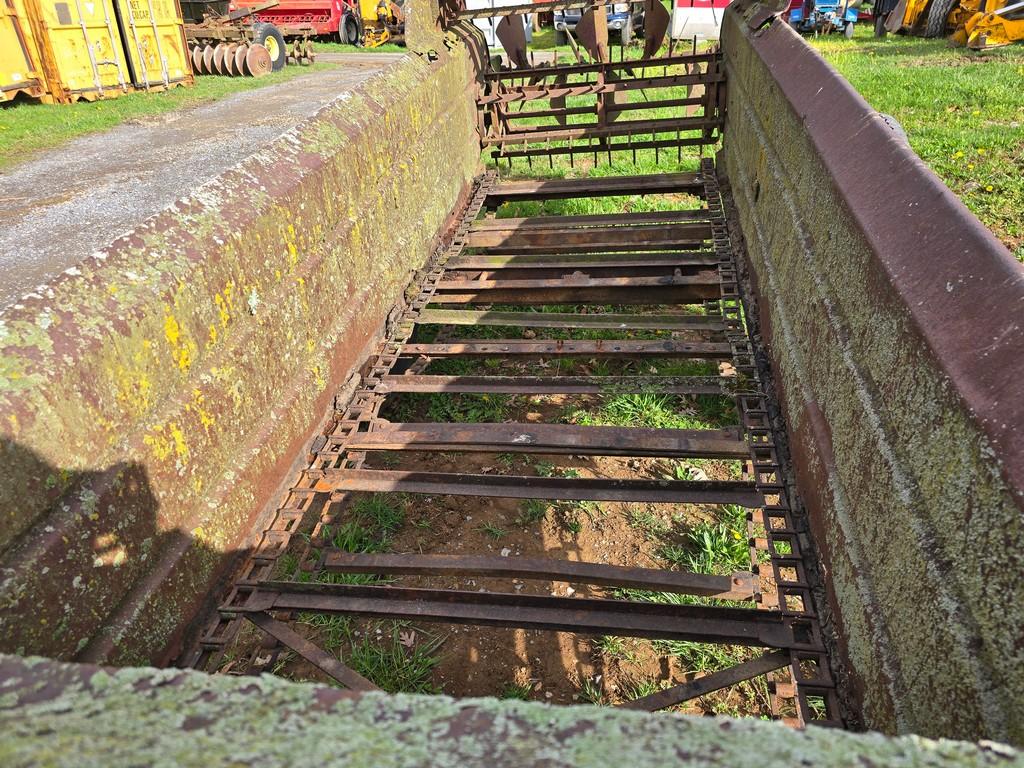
(190, 163, 838, 725)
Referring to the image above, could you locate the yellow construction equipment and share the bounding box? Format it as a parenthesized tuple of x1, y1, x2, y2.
(882, 0, 1024, 45)
(884, 0, 962, 37)
(953, 0, 1024, 47)
(358, 0, 403, 47)
(0, 0, 191, 104)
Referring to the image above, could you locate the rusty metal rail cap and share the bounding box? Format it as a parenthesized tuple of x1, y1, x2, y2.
(721, 5, 1024, 502)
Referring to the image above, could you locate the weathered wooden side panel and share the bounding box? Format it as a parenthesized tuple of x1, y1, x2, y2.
(720, 5, 1024, 744)
(0, 42, 480, 665)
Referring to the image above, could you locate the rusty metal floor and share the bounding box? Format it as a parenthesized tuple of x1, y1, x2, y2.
(188, 161, 841, 726)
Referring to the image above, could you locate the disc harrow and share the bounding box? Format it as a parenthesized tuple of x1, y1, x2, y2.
(189, 42, 274, 77)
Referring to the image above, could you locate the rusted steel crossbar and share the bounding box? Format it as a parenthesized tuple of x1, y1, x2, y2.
(311, 469, 764, 506)
(617, 651, 792, 711)
(318, 552, 755, 600)
(339, 422, 748, 458)
(483, 172, 704, 203)
(234, 583, 796, 647)
(373, 374, 733, 395)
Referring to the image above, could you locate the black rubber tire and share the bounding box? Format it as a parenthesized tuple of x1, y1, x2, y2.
(924, 0, 957, 37)
(342, 14, 360, 45)
(252, 22, 287, 71)
(874, 13, 888, 36)
(555, 29, 567, 45)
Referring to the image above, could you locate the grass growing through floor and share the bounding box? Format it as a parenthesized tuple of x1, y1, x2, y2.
(0, 62, 339, 170)
(565, 392, 735, 431)
(500, 681, 534, 700)
(808, 26, 1024, 260)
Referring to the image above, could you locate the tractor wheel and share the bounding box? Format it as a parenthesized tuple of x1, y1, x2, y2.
(252, 22, 287, 71)
(874, 13, 888, 36)
(924, 0, 958, 37)
(342, 14, 361, 45)
(555, 29, 567, 45)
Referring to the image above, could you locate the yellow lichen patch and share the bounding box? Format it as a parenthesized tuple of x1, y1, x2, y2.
(169, 422, 189, 462)
(310, 363, 327, 391)
(143, 427, 173, 462)
(114, 362, 152, 416)
(163, 310, 197, 373)
(188, 388, 216, 434)
(221, 282, 236, 327)
(207, 324, 218, 348)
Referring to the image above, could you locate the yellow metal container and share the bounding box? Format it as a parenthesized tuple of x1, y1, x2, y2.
(1, 0, 191, 104)
(112, 0, 192, 91)
(0, 0, 49, 102)
(18, 0, 134, 102)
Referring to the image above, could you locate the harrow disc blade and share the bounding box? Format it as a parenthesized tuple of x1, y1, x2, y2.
(191, 45, 204, 75)
(202, 44, 215, 75)
(234, 43, 250, 76)
(224, 43, 239, 76)
(246, 43, 272, 78)
(213, 43, 229, 75)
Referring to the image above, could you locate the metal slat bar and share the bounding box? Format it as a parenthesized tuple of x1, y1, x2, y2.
(484, 172, 704, 203)
(479, 73, 725, 104)
(454, 0, 590, 20)
(464, 222, 712, 248)
(309, 469, 763, 506)
(245, 611, 378, 691)
(469, 209, 709, 230)
(494, 137, 714, 162)
(436, 275, 718, 291)
(446, 252, 719, 269)
(617, 651, 792, 711)
(427, 286, 719, 304)
(319, 552, 755, 600)
(398, 340, 733, 358)
(485, 117, 720, 146)
(240, 583, 796, 647)
(415, 309, 725, 330)
(375, 375, 731, 395)
(341, 422, 749, 459)
(483, 53, 720, 80)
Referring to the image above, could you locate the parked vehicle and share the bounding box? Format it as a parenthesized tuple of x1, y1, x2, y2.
(789, 0, 861, 37)
(1, 0, 192, 104)
(554, 1, 645, 44)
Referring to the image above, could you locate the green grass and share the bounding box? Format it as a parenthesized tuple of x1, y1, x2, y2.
(517, 498, 550, 526)
(346, 626, 444, 694)
(313, 40, 406, 54)
(0, 62, 339, 170)
(808, 26, 1024, 260)
(565, 393, 734, 431)
(479, 521, 506, 539)
(499, 681, 534, 700)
